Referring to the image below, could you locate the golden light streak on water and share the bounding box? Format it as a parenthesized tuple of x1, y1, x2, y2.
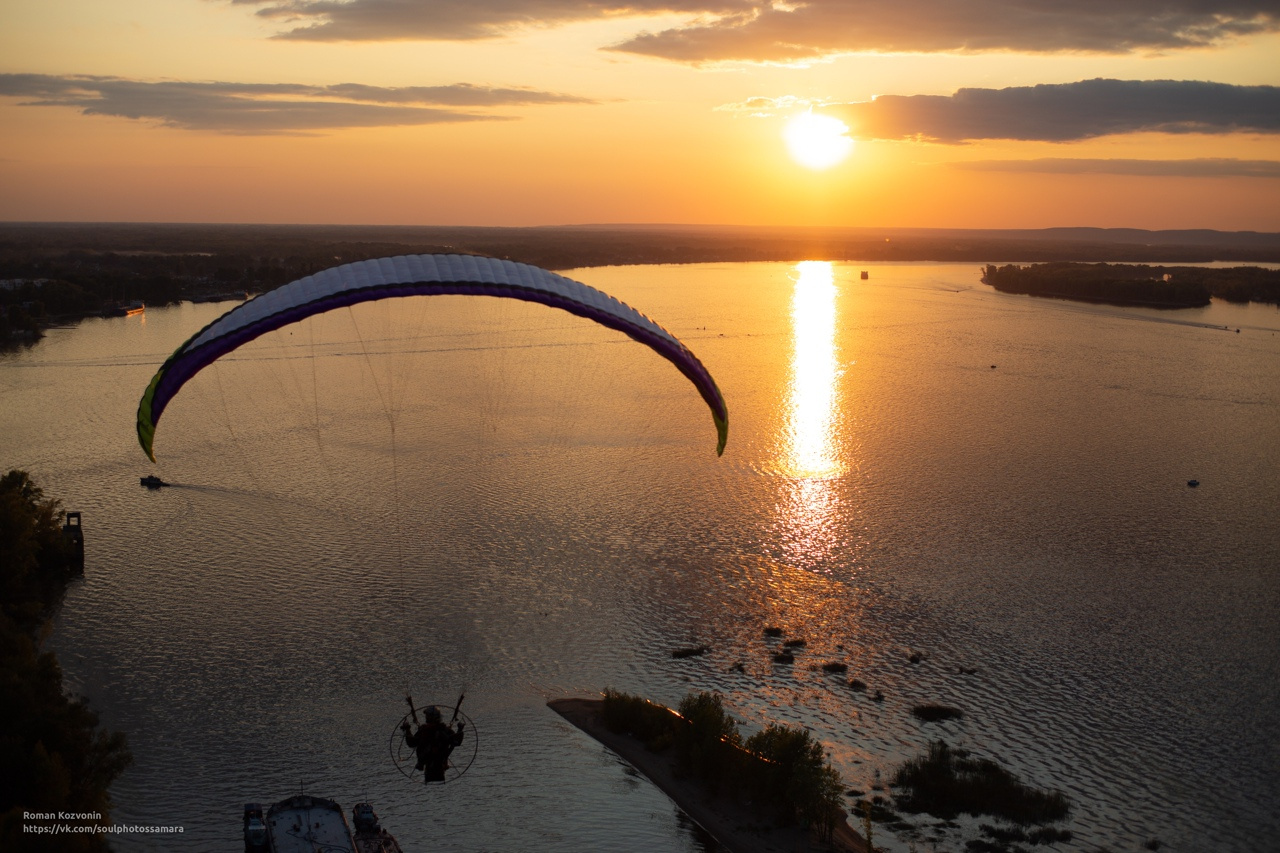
(784, 261, 842, 479)
(776, 261, 844, 565)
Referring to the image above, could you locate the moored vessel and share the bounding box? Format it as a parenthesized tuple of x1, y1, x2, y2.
(243, 795, 402, 853)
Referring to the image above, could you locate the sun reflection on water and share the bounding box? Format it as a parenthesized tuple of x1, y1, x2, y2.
(776, 261, 844, 566)
(784, 261, 842, 479)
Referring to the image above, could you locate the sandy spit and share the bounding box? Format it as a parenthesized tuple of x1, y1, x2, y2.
(548, 698, 868, 853)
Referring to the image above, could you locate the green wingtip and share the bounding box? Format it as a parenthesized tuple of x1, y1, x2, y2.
(138, 416, 157, 463)
(137, 368, 162, 463)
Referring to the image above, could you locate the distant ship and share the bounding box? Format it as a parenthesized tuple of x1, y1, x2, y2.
(244, 796, 402, 853)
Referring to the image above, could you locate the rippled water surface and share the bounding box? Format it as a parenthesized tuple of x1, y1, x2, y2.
(5, 262, 1279, 852)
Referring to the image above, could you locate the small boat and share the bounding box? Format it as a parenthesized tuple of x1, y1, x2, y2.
(243, 796, 402, 853)
(140, 475, 168, 489)
(352, 802, 403, 853)
(243, 804, 267, 852)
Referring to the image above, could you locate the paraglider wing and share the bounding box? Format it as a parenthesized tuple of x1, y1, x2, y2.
(137, 254, 728, 461)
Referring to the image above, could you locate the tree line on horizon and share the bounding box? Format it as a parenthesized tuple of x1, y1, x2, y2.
(4, 224, 1278, 343)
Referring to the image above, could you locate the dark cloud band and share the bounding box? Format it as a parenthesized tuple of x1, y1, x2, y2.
(225, 0, 1280, 59)
(233, 0, 752, 42)
(0, 74, 593, 134)
(611, 0, 1280, 62)
(823, 79, 1280, 143)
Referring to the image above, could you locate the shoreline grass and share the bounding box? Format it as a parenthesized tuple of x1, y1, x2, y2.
(891, 741, 1069, 826)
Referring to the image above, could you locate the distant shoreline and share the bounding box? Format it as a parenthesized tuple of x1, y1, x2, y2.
(548, 697, 866, 853)
(5, 223, 1279, 343)
(4, 222, 1280, 269)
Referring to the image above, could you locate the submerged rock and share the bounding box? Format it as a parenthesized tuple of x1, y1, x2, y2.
(911, 704, 964, 723)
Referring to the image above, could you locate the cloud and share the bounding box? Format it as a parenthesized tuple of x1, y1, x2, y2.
(953, 158, 1280, 178)
(223, 0, 1279, 54)
(610, 0, 1280, 63)
(817, 79, 1280, 143)
(0, 74, 592, 134)
(229, 0, 751, 42)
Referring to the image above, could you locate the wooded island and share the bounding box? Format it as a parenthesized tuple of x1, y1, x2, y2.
(982, 262, 1280, 308)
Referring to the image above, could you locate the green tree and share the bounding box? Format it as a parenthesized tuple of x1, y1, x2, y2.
(745, 723, 845, 837)
(0, 471, 73, 628)
(0, 471, 131, 852)
(676, 691, 741, 788)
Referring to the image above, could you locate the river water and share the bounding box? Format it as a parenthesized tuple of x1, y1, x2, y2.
(4, 261, 1278, 852)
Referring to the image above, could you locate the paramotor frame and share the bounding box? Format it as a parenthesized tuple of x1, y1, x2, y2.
(389, 704, 479, 785)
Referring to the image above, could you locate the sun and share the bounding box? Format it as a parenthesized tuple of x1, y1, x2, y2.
(784, 111, 854, 170)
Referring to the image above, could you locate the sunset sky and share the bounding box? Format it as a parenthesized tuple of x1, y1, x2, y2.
(2, 0, 1278, 229)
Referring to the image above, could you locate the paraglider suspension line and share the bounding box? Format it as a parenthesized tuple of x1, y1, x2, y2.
(344, 305, 412, 690)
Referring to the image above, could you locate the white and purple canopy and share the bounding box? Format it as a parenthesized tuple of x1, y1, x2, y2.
(137, 254, 728, 461)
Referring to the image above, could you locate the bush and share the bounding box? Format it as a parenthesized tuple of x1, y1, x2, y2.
(892, 741, 1069, 825)
(601, 688, 678, 751)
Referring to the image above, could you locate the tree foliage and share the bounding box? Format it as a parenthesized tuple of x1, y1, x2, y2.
(602, 689, 846, 838)
(0, 471, 131, 852)
(0, 471, 73, 627)
(675, 691, 741, 789)
(744, 723, 846, 835)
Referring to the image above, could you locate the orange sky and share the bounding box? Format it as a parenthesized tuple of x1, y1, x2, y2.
(2, 1, 1278, 229)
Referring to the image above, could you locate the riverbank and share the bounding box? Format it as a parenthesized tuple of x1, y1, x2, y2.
(0, 471, 131, 852)
(5, 226, 1278, 344)
(548, 698, 867, 853)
